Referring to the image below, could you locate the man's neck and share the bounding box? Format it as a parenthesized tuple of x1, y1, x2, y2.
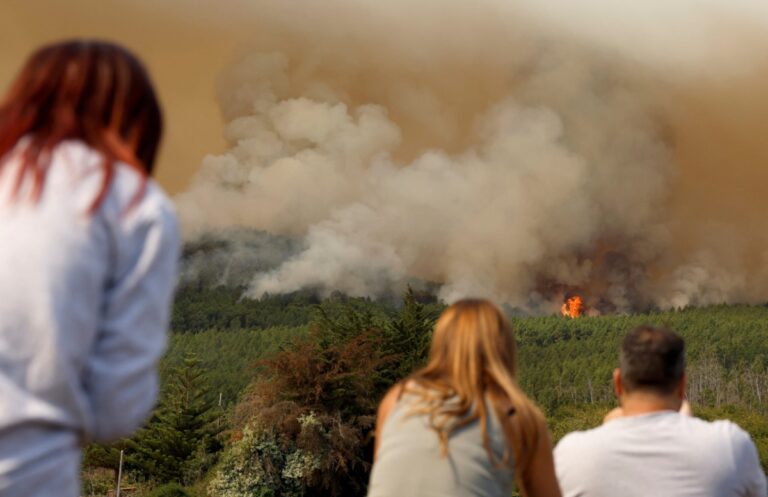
(620, 391, 682, 416)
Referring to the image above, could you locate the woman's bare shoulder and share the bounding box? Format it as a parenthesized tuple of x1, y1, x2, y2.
(380, 382, 405, 410)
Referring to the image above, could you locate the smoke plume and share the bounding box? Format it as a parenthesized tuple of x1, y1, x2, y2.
(175, 0, 768, 313)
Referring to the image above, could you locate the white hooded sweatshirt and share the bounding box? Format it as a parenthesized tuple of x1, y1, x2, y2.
(0, 140, 180, 496)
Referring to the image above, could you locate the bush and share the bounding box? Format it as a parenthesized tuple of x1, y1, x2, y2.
(81, 468, 113, 496)
(149, 482, 193, 497)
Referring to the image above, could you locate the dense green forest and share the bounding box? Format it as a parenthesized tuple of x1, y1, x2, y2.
(83, 287, 768, 496)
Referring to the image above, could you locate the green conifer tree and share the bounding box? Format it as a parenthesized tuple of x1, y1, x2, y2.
(127, 354, 221, 485)
(380, 286, 436, 382)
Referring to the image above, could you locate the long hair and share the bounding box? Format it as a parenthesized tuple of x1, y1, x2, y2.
(0, 39, 162, 212)
(404, 299, 545, 492)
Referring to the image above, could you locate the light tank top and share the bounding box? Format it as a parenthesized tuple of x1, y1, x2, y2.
(367, 391, 516, 497)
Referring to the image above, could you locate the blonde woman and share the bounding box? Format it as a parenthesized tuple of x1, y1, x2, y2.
(367, 299, 561, 497)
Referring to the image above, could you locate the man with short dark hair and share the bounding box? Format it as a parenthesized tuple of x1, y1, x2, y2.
(554, 326, 766, 497)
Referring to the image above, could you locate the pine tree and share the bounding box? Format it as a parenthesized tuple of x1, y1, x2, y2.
(127, 354, 221, 485)
(380, 286, 436, 383)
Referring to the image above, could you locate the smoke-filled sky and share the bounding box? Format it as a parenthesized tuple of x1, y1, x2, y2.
(0, 0, 235, 193)
(3, 0, 768, 312)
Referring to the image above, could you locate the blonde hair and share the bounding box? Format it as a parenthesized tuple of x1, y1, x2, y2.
(403, 298, 545, 491)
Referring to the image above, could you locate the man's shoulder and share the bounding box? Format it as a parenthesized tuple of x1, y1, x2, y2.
(679, 415, 751, 442)
(555, 423, 614, 455)
(554, 424, 620, 482)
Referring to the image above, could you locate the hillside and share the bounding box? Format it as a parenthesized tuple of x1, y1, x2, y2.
(83, 290, 768, 496)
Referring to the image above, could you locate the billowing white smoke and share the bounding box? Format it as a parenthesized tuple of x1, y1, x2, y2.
(174, 0, 768, 312)
(177, 51, 667, 311)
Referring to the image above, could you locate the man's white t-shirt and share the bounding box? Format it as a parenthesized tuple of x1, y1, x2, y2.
(555, 411, 766, 497)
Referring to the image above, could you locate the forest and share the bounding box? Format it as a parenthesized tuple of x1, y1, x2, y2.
(82, 285, 768, 497)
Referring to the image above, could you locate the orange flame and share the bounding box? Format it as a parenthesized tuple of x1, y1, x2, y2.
(561, 295, 585, 319)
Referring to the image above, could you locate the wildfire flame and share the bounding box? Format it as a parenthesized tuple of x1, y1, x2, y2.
(561, 295, 585, 319)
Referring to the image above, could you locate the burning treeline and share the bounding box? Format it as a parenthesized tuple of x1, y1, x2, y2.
(561, 296, 585, 319)
(176, 0, 768, 314)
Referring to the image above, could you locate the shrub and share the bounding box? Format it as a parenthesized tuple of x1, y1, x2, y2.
(149, 482, 193, 497)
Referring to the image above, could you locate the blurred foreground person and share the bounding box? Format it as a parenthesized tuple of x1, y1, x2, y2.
(0, 40, 179, 496)
(367, 299, 562, 497)
(555, 326, 766, 497)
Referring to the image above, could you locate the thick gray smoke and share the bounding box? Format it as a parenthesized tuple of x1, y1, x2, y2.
(175, 0, 768, 312)
(179, 228, 302, 288)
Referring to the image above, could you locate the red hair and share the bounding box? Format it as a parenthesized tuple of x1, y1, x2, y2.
(0, 39, 163, 212)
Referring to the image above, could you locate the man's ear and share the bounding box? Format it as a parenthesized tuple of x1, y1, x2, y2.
(613, 368, 622, 397)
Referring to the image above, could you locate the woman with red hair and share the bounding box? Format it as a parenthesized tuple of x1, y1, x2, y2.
(0, 40, 179, 495)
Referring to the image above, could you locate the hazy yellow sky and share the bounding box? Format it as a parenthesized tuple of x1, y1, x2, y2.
(0, 0, 238, 193)
(2, 0, 767, 217)
(4, 0, 767, 304)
